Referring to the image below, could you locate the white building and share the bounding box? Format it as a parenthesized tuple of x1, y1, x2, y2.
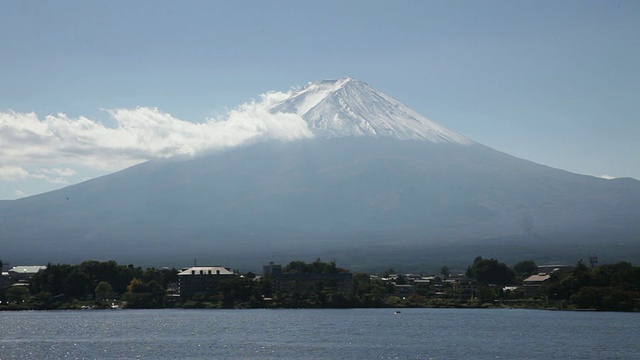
(8, 266, 47, 283)
(177, 266, 235, 298)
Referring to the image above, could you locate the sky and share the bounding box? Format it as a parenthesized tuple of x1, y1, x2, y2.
(1, 1, 639, 200)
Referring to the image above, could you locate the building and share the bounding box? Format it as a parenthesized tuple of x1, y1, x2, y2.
(177, 266, 235, 298)
(523, 273, 551, 297)
(450, 276, 476, 299)
(7, 265, 47, 283)
(0, 271, 10, 290)
(537, 265, 572, 274)
(263, 262, 282, 277)
(275, 272, 353, 295)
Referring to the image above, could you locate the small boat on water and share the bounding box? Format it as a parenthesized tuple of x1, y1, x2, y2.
(394, 311, 401, 314)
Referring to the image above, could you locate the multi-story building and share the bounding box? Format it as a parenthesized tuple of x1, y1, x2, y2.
(177, 266, 235, 298)
(523, 273, 551, 297)
(7, 265, 47, 284)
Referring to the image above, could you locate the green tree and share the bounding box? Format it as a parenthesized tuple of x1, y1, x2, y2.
(113, 264, 144, 294)
(218, 277, 257, 307)
(147, 280, 166, 306)
(283, 260, 307, 273)
(542, 260, 594, 300)
(64, 269, 91, 299)
(384, 295, 403, 307)
(124, 292, 154, 308)
(31, 291, 54, 309)
(381, 268, 396, 278)
(440, 266, 450, 279)
(513, 260, 537, 279)
(592, 261, 637, 290)
(570, 286, 639, 311)
(466, 257, 515, 286)
(123, 278, 165, 308)
(283, 259, 344, 274)
(352, 273, 386, 307)
(6, 286, 30, 303)
(30, 263, 72, 296)
(127, 278, 145, 293)
(79, 260, 138, 295)
(259, 278, 273, 298)
(95, 281, 114, 301)
(395, 274, 408, 285)
(475, 285, 496, 303)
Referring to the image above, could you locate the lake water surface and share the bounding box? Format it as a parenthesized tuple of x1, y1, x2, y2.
(0, 308, 638, 359)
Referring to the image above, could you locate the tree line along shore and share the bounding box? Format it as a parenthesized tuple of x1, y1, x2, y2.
(1, 257, 638, 311)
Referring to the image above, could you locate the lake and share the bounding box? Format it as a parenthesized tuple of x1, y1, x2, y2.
(0, 308, 638, 359)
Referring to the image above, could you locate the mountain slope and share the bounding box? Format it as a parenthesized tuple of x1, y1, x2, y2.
(271, 77, 473, 143)
(1, 138, 639, 269)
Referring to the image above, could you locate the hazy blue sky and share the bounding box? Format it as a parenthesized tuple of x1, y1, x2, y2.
(1, 1, 638, 199)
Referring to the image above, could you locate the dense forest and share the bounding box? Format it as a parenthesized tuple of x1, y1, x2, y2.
(1, 257, 638, 311)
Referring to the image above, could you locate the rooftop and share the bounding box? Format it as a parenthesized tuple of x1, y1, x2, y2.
(8, 266, 47, 274)
(523, 274, 551, 283)
(178, 266, 233, 276)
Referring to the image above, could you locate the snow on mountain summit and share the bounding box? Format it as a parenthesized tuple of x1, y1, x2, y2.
(270, 77, 473, 144)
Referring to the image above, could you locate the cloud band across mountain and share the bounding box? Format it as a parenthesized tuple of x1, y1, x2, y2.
(0, 95, 313, 172)
(1, 76, 471, 199)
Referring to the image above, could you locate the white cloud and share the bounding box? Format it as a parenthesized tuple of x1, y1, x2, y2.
(0, 93, 312, 174)
(258, 91, 293, 108)
(30, 173, 69, 184)
(38, 167, 77, 177)
(0, 166, 30, 181)
(599, 175, 616, 180)
(0, 93, 313, 199)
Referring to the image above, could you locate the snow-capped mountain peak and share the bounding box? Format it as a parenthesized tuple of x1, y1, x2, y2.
(271, 77, 473, 144)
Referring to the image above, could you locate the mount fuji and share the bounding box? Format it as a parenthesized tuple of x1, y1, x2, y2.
(271, 77, 472, 144)
(1, 77, 639, 271)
